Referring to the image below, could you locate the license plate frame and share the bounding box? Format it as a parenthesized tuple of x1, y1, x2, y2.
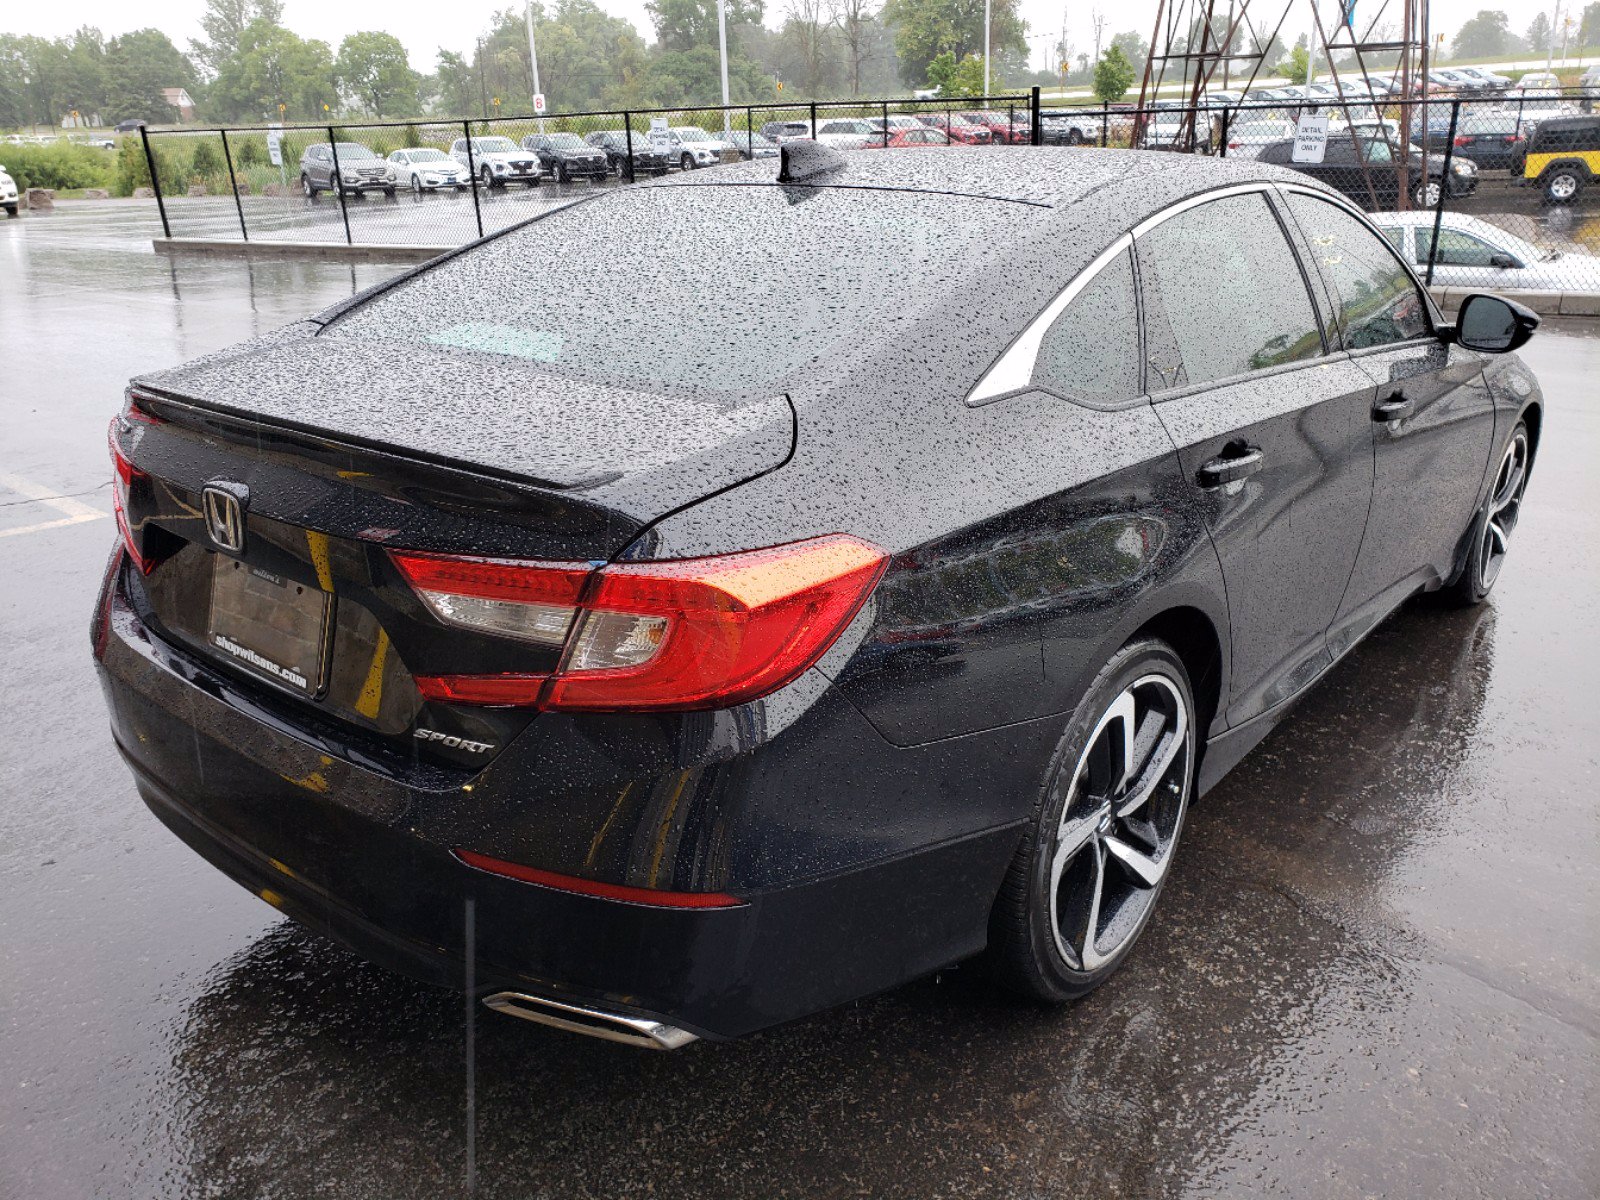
(206, 555, 333, 697)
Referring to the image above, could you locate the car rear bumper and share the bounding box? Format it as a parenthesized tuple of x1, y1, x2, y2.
(94, 552, 1025, 1039)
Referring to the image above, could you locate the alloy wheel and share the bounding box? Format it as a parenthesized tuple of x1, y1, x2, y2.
(1416, 180, 1442, 207)
(1048, 674, 1191, 972)
(1478, 430, 1529, 590)
(1548, 172, 1578, 201)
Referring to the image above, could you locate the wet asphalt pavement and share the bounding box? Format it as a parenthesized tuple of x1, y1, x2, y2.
(2, 203, 1597, 1199)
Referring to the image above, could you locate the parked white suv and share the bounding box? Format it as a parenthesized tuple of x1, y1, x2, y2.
(450, 136, 542, 188)
(644, 126, 735, 170)
(0, 163, 17, 217)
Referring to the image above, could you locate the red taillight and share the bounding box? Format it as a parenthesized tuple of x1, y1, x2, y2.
(394, 534, 888, 711)
(453, 848, 745, 908)
(1453, 134, 1470, 146)
(108, 420, 152, 574)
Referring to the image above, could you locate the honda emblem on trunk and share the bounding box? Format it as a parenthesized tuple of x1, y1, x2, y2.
(202, 483, 248, 554)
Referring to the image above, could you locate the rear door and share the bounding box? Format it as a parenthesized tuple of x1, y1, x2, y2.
(1281, 189, 1496, 652)
(1138, 189, 1379, 726)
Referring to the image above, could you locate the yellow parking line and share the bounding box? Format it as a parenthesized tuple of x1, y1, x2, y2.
(0, 511, 107, 539)
(0, 469, 111, 540)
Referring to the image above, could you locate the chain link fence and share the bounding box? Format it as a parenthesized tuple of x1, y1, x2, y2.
(142, 87, 1600, 293)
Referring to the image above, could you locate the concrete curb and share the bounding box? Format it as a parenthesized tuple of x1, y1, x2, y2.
(153, 238, 449, 264)
(1428, 286, 1600, 318)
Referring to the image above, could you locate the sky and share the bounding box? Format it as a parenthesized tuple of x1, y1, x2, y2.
(2, 0, 1579, 77)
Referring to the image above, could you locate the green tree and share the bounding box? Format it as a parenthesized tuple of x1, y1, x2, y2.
(1093, 43, 1135, 103)
(1108, 30, 1148, 68)
(1524, 12, 1551, 54)
(335, 31, 417, 117)
(103, 29, 197, 125)
(1278, 44, 1310, 85)
(647, 0, 765, 53)
(881, 0, 1027, 86)
(926, 49, 990, 96)
(430, 50, 480, 116)
(1579, 2, 1600, 47)
(1451, 10, 1517, 60)
(193, 0, 285, 74)
(206, 19, 336, 122)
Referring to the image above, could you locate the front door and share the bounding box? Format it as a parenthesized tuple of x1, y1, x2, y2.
(1280, 191, 1497, 654)
(1136, 190, 1378, 726)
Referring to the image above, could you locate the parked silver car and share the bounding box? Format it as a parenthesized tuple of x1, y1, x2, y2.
(1370, 210, 1600, 291)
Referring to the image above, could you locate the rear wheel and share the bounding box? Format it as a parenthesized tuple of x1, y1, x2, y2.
(1444, 421, 1530, 605)
(1066, 128, 1085, 146)
(987, 638, 1196, 1002)
(1542, 168, 1583, 204)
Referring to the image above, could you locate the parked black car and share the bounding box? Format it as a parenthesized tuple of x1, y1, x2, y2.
(1432, 117, 1532, 170)
(98, 147, 1542, 1048)
(1258, 133, 1479, 209)
(520, 133, 610, 183)
(584, 130, 672, 176)
(298, 142, 395, 199)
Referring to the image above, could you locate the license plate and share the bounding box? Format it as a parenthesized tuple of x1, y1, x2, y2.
(207, 556, 332, 695)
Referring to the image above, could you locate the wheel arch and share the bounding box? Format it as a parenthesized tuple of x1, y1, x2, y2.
(1520, 399, 1543, 466)
(1126, 605, 1225, 779)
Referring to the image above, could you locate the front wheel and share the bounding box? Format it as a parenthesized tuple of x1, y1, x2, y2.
(1444, 422, 1531, 606)
(480, 166, 495, 190)
(301, 174, 316, 198)
(556, 163, 568, 184)
(1414, 179, 1442, 208)
(1066, 128, 1085, 146)
(410, 174, 423, 195)
(1542, 169, 1583, 204)
(986, 638, 1197, 1002)
(681, 152, 694, 171)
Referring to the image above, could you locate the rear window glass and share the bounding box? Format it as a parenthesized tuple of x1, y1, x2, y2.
(327, 186, 1024, 393)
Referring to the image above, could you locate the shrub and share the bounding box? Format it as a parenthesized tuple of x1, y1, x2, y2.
(235, 137, 265, 168)
(114, 137, 152, 196)
(0, 141, 114, 192)
(189, 138, 222, 180)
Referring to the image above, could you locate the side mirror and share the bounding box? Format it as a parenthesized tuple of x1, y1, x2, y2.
(1488, 251, 1519, 269)
(1453, 293, 1539, 353)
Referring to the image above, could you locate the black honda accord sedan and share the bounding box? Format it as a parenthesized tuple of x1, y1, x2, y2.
(96, 145, 1542, 1048)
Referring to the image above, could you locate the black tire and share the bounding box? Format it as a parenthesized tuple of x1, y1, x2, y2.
(681, 152, 694, 171)
(383, 187, 395, 199)
(1067, 128, 1084, 146)
(557, 162, 568, 184)
(1541, 168, 1584, 205)
(4, 203, 18, 218)
(986, 638, 1197, 1003)
(301, 173, 316, 198)
(1442, 421, 1531, 606)
(410, 174, 423, 195)
(480, 166, 495, 189)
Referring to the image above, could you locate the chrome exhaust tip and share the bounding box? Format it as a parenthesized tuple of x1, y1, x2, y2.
(482, 991, 699, 1050)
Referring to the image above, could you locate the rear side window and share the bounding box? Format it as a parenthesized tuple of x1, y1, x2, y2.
(1031, 249, 1142, 406)
(1285, 194, 1431, 349)
(1136, 193, 1324, 391)
(1416, 227, 1499, 267)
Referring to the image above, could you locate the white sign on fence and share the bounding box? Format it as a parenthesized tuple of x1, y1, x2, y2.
(1291, 115, 1329, 164)
(266, 124, 283, 167)
(533, 93, 547, 114)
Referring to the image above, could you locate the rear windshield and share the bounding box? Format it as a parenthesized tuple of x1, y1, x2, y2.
(327, 185, 1021, 393)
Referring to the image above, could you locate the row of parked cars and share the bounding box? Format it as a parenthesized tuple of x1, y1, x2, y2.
(297, 127, 787, 197)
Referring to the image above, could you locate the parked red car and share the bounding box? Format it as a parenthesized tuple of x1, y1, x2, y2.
(960, 110, 1030, 144)
(915, 114, 993, 144)
(860, 127, 953, 149)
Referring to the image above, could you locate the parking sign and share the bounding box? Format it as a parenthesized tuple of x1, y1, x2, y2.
(266, 124, 283, 168)
(1292, 115, 1329, 164)
(533, 93, 547, 114)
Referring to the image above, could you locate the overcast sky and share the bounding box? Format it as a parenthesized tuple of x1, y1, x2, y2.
(3, 0, 1578, 76)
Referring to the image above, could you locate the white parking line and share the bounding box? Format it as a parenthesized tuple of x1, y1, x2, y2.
(0, 469, 110, 540)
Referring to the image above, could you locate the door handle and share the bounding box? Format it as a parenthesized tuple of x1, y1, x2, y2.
(1197, 447, 1264, 488)
(1373, 392, 1415, 422)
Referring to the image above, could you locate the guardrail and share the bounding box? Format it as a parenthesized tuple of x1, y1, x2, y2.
(139, 87, 1600, 293)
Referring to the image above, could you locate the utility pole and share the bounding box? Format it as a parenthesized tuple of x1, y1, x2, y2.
(1546, 0, 1561, 72)
(526, 1, 546, 131)
(985, 0, 993, 95)
(716, 0, 731, 133)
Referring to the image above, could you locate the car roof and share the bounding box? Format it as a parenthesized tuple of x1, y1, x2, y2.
(641, 145, 1335, 209)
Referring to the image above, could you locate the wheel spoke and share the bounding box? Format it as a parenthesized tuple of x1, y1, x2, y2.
(1103, 689, 1138, 792)
(1488, 518, 1507, 554)
(1493, 461, 1525, 511)
(1117, 704, 1187, 819)
(1103, 833, 1165, 888)
(1075, 840, 1108, 968)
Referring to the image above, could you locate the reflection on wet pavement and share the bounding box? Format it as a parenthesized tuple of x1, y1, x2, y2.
(2, 204, 1596, 1200)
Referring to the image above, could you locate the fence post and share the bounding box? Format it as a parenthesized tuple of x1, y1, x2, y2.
(623, 112, 635, 182)
(219, 128, 248, 242)
(882, 100, 889, 146)
(139, 125, 170, 239)
(1101, 104, 1109, 147)
(327, 126, 352, 246)
(463, 121, 484, 240)
(1424, 100, 1460, 288)
(1218, 109, 1230, 159)
(809, 101, 818, 137)
(1031, 86, 1042, 146)
(746, 106, 754, 157)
